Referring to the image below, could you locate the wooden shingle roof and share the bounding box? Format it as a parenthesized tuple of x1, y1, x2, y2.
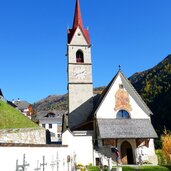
(97, 118, 158, 139)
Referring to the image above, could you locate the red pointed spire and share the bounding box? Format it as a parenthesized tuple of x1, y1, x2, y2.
(68, 0, 90, 44)
(73, 0, 83, 29)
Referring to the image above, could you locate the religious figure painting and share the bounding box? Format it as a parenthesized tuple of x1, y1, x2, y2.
(114, 84, 132, 112)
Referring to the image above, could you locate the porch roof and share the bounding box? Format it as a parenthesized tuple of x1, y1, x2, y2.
(97, 119, 158, 139)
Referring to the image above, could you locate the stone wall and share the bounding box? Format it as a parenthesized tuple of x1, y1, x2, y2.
(0, 127, 46, 144)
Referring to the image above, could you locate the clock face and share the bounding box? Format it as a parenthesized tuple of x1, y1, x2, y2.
(74, 67, 87, 79)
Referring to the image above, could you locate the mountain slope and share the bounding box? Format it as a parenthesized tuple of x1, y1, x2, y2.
(0, 100, 38, 129)
(129, 55, 171, 134)
(33, 94, 68, 112)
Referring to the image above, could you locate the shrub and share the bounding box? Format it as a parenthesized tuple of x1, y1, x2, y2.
(87, 164, 100, 171)
(161, 129, 171, 164)
(76, 164, 86, 171)
(156, 149, 167, 165)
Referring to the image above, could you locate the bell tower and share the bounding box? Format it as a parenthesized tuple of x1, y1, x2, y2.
(67, 0, 93, 129)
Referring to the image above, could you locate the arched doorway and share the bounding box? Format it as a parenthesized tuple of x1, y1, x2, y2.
(121, 141, 134, 164)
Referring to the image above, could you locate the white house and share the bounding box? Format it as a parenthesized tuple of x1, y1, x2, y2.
(13, 99, 33, 119)
(37, 110, 63, 142)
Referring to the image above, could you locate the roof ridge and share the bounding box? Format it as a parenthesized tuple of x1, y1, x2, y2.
(119, 71, 153, 115)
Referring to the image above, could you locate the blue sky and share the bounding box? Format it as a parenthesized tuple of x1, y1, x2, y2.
(0, 0, 171, 103)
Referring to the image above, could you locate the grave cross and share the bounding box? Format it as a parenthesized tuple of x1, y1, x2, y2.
(34, 160, 41, 171)
(56, 152, 60, 171)
(50, 156, 56, 171)
(16, 159, 22, 171)
(50, 152, 60, 171)
(16, 154, 30, 171)
(40, 155, 47, 171)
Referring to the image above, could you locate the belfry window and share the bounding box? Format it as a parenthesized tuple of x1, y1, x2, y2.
(76, 50, 84, 63)
(116, 110, 130, 119)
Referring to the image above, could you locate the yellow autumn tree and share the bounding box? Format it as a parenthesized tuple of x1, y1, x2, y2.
(162, 129, 171, 164)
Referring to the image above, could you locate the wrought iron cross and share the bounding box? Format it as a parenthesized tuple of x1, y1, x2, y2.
(40, 155, 47, 171)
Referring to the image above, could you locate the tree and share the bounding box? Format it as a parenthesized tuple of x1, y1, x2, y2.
(162, 129, 171, 164)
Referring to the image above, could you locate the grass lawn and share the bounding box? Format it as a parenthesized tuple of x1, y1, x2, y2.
(0, 100, 38, 129)
(121, 165, 171, 171)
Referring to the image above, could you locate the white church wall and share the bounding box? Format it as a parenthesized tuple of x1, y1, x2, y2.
(128, 95, 150, 119)
(70, 27, 88, 45)
(68, 44, 91, 64)
(136, 139, 158, 165)
(96, 74, 149, 119)
(62, 130, 94, 166)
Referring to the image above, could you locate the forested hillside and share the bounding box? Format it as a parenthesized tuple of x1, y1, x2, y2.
(33, 94, 68, 112)
(129, 55, 171, 135)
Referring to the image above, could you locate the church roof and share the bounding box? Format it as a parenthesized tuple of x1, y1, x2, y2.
(68, 0, 90, 44)
(97, 118, 158, 139)
(73, 0, 83, 29)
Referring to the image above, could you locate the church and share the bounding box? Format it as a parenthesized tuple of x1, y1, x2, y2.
(63, 0, 158, 165)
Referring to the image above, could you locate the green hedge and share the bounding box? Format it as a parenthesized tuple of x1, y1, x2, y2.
(156, 149, 167, 165)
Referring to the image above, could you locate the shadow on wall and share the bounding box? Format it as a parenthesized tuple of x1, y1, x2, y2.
(68, 96, 94, 129)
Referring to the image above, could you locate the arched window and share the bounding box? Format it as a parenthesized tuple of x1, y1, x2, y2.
(76, 50, 84, 63)
(116, 110, 130, 119)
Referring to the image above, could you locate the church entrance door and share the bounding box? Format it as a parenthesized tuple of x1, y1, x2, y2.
(121, 141, 134, 164)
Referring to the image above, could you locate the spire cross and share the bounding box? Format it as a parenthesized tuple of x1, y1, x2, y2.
(40, 156, 47, 171)
(118, 65, 121, 70)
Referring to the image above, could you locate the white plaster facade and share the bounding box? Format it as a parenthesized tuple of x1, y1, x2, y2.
(96, 74, 150, 119)
(62, 130, 94, 165)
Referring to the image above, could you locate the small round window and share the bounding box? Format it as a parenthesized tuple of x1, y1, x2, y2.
(116, 110, 130, 119)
